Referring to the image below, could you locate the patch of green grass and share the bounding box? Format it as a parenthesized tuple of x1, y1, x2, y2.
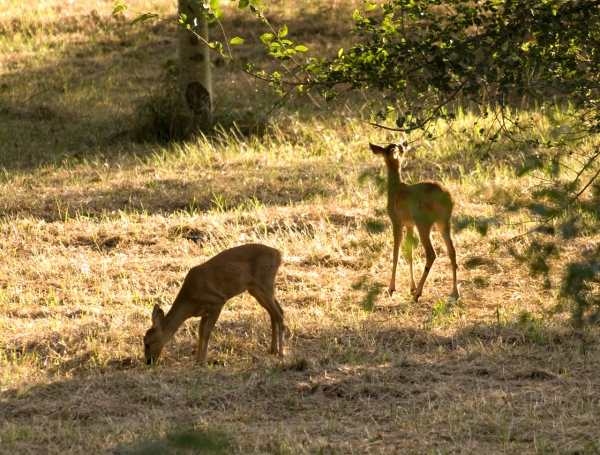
(362, 282, 383, 311)
(118, 428, 231, 455)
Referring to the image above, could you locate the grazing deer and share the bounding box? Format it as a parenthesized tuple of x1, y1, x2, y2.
(370, 142, 459, 302)
(144, 243, 284, 365)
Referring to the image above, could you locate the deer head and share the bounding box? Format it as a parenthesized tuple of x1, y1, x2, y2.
(143, 304, 168, 365)
(369, 142, 410, 170)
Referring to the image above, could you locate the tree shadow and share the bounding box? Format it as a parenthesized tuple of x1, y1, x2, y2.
(0, 5, 360, 170)
(2, 160, 348, 220)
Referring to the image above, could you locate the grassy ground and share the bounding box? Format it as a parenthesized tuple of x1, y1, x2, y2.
(2, 1, 600, 454)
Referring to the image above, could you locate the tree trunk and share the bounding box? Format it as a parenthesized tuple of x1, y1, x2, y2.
(177, 0, 212, 135)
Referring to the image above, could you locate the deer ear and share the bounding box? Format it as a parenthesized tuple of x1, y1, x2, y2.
(151, 304, 165, 328)
(369, 143, 387, 155)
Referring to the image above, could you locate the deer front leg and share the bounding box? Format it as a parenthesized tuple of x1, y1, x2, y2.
(389, 222, 403, 295)
(196, 309, 222, 365)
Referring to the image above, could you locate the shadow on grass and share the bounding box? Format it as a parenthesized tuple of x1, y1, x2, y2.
(1, 318, 598, 453)
(114, 429, 230, 455)
(0, 162, 347, 220)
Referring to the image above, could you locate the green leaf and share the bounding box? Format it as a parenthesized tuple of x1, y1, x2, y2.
(337, 48, 344, 58)
(131, 13, 158, 25)
(112, 4, 127, 14)
(215, 9, 223, 19)
(238, 0, 249, 7)
(353, 9, 362, 23)
(278, 24, 288, 38)
(210, 41, 223, 53)
(208, 20, 219, 29)
(365, 2, 377, 11)
(210, 0, 219, 10)
(260, 33, 274, 44)
(295, 45, 308, 52)
(230, 37, 244, 45)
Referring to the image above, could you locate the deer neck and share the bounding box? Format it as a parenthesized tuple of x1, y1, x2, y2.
(161, 300, 194, 339)
(387, 166, 407, 190)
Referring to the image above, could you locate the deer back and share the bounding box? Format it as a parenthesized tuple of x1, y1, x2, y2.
(390, 181, 454, 227)
(179, 243, 282, 303)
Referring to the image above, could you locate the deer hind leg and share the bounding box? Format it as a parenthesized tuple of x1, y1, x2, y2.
(405, 226, 417, 294)
(413, 223, 436, 302)
(273, 298, 284, 357)
(196, 308, 222, 365)
(248, 286, 284, 358)
(437, 220, 459, 300)
(389, 222, 403, 294)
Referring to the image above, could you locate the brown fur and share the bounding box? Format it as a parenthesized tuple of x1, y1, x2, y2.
(370, 142, 459, 301)
(144, 243, 284, 365)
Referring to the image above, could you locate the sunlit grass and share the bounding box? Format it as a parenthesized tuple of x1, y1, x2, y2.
(1, 0, 600, 453)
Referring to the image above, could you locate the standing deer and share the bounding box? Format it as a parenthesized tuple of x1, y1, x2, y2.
(370, 142, 459, 302)
(144, 243, 284, 365)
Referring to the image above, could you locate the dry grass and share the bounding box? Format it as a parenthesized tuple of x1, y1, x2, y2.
(2, 1, 600, 454)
